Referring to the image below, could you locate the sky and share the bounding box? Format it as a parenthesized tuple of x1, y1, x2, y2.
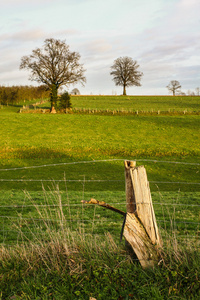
(0, 0, 200, 95)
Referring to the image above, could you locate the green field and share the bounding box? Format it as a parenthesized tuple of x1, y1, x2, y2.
(0, 96, 200, 299)
(70, 95, 200, 112)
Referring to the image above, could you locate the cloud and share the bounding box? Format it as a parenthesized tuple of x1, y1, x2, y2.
(13, 29, 45, 42)
(52, 29, 81, 38)
(178, 0, 199, 8)
(0, 0, 199, 95)
(82, 39, 112, 56)
(3, 0, 55, 5)
(0, 28, 45, 43)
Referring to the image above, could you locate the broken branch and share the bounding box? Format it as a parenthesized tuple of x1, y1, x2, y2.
(81, 198, 126, 216)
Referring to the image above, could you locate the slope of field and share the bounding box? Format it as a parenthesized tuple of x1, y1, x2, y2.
(71, 95, 200, 112)
(0, 112, 199, 191)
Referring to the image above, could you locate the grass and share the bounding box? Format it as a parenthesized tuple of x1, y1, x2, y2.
(0, 189, 199, 299)
(0, 112, 199, 194)
(70, 95, 200, 112)
(1, 233, 199, 299)
(0, 187, 199, 244)
(0, 96, 199, 299)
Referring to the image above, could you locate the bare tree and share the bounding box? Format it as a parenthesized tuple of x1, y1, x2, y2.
(110, 57, 143, 95)
(166, 80, 181, 96)
(195, 87, 200, 96)
(71, 88, 80, 95)
(20, 38, 86, 112)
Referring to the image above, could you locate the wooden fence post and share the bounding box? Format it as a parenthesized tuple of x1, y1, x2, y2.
(124, 160, 136, 213)
(123, 160, 162, 268)
(82, 160, 162, 269)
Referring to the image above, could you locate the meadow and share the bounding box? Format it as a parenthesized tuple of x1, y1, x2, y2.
(70, 95, 199, 111)
(0, 95, 200, 299)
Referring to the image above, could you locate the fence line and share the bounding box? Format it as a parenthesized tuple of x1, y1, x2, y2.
(0, 215, 199, 225)
(1, 229, 198, 240)
(0, 179, 123, 182)
(0, 159, 126, 171)
(135, 159, 200, 165)
(0, 159, 199, 247)
(0, 202, 200, 208)
(150, 181, 200, 185)
(0, 158, 199, 172)
(0, 178, 199, 185)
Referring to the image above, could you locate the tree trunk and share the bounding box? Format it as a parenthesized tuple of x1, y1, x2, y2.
(51, 106, 57, 114)
(50, 84, 58, 113)
(123, 85, 127, 96)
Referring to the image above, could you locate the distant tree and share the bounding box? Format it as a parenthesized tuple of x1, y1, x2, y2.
(166, 80, 181, 96)
(187, 89, 196, 96)
(36, 85, 50, 99)
(195, 87, 200, 96)
(2, 89, 8, 106)
(177, 91, 186, 96)
(0, 85, 50, 105)
(110, 57, 143, 95)
(20, 38, 86, 112)
(58, 92, 72, 112)
(10, 89, 18, 104)
(71, 88, 80, 95)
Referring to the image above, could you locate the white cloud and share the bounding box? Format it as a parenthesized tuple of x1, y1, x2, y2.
(178, 0, 199, 8)
(82, 39, 112, 56)
(0, 0, 199, 94)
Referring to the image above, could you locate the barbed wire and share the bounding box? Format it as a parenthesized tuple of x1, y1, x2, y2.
(0, 178, 199, 185)
(0, 159, 199, 246)
(0, 202, 199, 208)
(0, 159, 126, 171)
(0, 229, 198, 241)
(0, 215, 199, 225)
(136, 159, 200, 165)
(0, 158, 199, 172)
(0, 228, 198, 237)
(150, 181, 200, 185)
(0, 179, 123, 182)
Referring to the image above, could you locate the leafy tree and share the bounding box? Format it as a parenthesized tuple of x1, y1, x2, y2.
(20, 38, 86, 112)
(166, 80, 181, 96)
(2, 89, 8, 106)
(58, 92, 72, 112)
(0, 85, 50, 105)
(110, 56, 143, 95)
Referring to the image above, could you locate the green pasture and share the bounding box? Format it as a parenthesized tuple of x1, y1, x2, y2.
(34, 94, 200, 113)
(0, 110, 199, 192)
(70, 95, 200, 112)
(0, 97, 200, 299)
(0, 96, 199, 246)
(0, 189, 199, 245)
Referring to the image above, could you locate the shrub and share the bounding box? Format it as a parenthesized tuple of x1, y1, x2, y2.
(58, 92, 72, 111)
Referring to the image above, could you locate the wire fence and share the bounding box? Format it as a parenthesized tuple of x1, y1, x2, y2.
(0, 159, 199, 247)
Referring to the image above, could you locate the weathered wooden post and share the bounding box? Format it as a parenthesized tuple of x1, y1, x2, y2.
(125, 160, 136, 213)
(81, 160, 162, 269)
(123, 160, 162, 268)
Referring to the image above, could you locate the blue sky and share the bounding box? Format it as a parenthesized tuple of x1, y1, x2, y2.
(0, 0, 200, 95)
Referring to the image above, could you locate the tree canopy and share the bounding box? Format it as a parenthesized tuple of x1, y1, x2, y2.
(20, 38, 86, 112)
(0, 85, 49, 106)
(166, 80, 181, 96)
(110, 57, 143, 95)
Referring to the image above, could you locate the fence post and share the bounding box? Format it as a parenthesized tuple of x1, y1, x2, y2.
(123, 160, 162, 268)
(82, 160, 162, 268)
(124, 160, 136, 213)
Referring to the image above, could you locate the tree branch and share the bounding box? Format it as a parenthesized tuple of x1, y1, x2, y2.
(81, 198, 126, 216)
